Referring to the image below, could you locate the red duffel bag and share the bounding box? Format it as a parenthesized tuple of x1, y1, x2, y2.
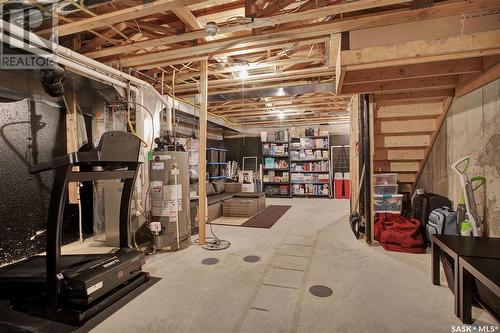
(374, 213, 426, 254)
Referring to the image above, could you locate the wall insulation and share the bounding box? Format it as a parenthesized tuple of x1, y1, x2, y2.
(0, 98, 78, 264)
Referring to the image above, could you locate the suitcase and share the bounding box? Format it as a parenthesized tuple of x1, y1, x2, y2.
(426, 207, 458, 243)
(412, 192, 451, 242)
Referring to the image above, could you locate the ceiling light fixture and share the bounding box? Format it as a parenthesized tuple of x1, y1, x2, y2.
(204, 21, 219, 37)
(239, 69, 249, 79)
(278, 112, 285, 120)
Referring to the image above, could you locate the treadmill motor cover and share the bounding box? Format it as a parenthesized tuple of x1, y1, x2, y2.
(63, 249, 145, 305)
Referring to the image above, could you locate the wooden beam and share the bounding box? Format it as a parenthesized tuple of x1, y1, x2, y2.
(174, 57, 325, 81)
(258, 0, 296, 17)
(65, 90, 79, 204)
(86, 0, 471, 60)
(374, 134, 431, 148)
(240, 116, 349, 125)
(374, 118, 437, 134)
(184, 78, 335, 97)
(374, 148, 426, 160)
(172, 67, 334, 92)
(172, 7, 204, 30)
(227, 112, 345, 120)
(373, 89, 454, 102)
(78, 22, 127, 53)
(455, 60, 500, 97)
(398, 173, 417, 183)
(373, 161, 420, 172)
(118, 36, 328, 69)
(343, 58, 483, 85)
(209, 96, 344, 109)
(329, 33, 341, 68)
(221, 107, 346, 117)
(341, 76, 458, 95)
(376, 101, 443, 118)
(342, 29, 500, 71)
(41, 0, 208, 36)
(214, 102, 346, 113)
(198, 58, 208, 245)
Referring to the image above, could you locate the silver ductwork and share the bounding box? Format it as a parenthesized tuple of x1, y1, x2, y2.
(208, 82, 336, 102)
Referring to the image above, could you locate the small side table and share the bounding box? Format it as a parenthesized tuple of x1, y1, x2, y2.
(431, 235, 500, 317)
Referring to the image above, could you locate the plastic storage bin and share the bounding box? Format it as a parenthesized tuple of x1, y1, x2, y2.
(208, 164, 220, 177)
(219, 150, 227, 162)
(374, 194, 403, 213)
(207, 149, 219, 162)
(374, 184, 398, 195)
(373, 173, 398, 185)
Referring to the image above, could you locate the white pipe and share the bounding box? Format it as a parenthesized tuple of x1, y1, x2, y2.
(2, 20, 172, 131)
(77, 183, 83, 243)
(173, 166, 180, 250)
(0, 33, 136, 92)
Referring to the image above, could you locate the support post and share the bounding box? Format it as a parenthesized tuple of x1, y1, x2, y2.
(65, 89, 79, 204)
(198, 58, 208, 245)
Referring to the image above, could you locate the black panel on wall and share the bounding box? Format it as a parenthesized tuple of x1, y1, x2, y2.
(330, 134, 350, 146)
(0, 99, 78, 264)
(224, 137, 262, 166)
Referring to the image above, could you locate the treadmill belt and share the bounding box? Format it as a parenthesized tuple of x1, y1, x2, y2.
(0, 254, 111, 280)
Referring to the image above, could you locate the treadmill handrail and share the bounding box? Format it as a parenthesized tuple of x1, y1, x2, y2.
(29, 131, 142, 174)
(38, 131, 142, 309)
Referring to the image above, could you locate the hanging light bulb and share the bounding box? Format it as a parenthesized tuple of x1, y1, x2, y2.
(278, 112, 285, 120)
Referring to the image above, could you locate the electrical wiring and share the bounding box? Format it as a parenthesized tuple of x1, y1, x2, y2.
(164, 92, 240, 127)
(193, 215, 231, 251)
(272, 0, 303, 15)
(126, 111, 148, 147)
(109, 100, 155, 148)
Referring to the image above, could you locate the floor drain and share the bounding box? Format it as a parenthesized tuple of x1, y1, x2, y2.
(201, 258, 219, 265)
(243, 255, 260, 263)
(309, 285, 333, 297)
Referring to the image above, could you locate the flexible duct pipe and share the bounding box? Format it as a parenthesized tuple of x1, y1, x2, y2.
(2, 20, 172, 131)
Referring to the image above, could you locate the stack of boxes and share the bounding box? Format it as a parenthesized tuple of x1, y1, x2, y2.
(373, 173, 402, 214)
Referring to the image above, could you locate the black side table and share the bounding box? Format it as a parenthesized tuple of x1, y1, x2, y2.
(459, 256, 500, 324)
(431, 235, 500, 317)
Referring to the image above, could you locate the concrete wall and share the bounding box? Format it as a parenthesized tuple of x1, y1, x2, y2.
(418, 79, 500, 237)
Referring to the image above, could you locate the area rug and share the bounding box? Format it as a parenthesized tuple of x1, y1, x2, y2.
(210, 205, 291, 229)
(242, 205, 291, 228)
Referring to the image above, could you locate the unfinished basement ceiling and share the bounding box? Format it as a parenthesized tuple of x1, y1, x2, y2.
(29, 0, 416, 127)
(19, 0, 500, 127)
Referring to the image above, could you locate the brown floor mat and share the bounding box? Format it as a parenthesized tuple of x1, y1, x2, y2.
(241, 205, 291, 229)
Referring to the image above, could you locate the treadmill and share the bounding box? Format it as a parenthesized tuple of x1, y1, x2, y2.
(0, 131, 149, 325)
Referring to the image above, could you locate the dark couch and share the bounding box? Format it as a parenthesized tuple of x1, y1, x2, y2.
(190, 181, 243, 225)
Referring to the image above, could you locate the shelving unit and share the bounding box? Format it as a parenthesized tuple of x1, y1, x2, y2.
(289, 136, 331, 197)
(261, 140, 291, 197)
(207, 147, 228, 180)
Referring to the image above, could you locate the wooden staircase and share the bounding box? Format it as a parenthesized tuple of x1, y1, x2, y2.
(372, 96, 452, 194)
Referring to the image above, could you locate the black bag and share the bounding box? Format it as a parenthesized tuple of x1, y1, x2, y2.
(412, 192, 451, 243)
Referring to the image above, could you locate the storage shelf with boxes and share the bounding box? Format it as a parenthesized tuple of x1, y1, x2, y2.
(207, 147, 228, 180)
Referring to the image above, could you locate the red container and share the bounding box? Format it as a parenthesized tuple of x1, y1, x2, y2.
(334, 179, 350, 199)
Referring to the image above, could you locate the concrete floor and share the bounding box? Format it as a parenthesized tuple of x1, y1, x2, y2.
(78, 198, 495, 333)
